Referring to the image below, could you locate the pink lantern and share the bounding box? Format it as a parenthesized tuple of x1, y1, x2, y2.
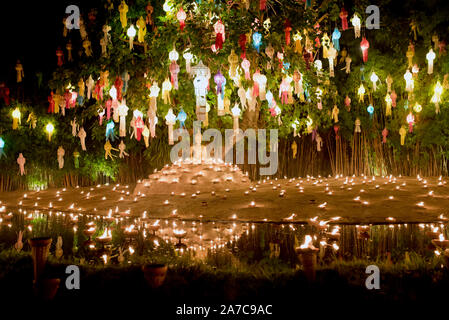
(360, 37, 369, 63)
(406, 112, 415, 132)
(177, 8, 186, 31)
(214, 20, 225, 50)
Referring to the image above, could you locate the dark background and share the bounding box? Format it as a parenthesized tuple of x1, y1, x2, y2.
(0, 0, 100, 99)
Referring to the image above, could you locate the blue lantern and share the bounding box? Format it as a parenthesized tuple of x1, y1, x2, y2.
(0, 137, 5, 158)
(177, 109, 187, 128)
(332, 28, 341, 51)
(105, 120, 117, 141)
(252, 32, 262, 53)
(266, 90, 273, 106)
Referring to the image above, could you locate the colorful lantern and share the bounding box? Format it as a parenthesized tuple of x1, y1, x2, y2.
(284, 19, 292, 46)
(431, 81, 443, 114)
(370, 72, 379, 91)
(126, 24, 136, 49)
(399, 126, 407, 145)
(382, 127, 388, 143)
(406, 113, 415, 132)
(367, 104, 374, 117)
(12, 108, 21, 129)
(413, 102, 422, 113)
(426, 49, 436, 74)
(183, 50, 193, 74)
(360, 38, 369, 63)
(385, 93, 392, 116)
(214, 20, 225, 51)
(327, 44, 337, 77)
(214, 71, 226, 116)
(231, 104, 241, 133)
(358, 84, 365, 102)
(252, 32, 262, 52)
(0, 137, 5, 158)
(162, 78, 172, 104)
(340, 8, 348, 30)
(177, 8, 186, 31)
(177, 109, 187, 128)
(332, 28, 341, 51)
(118, 101, 129, 137)
(46, 123, 54, 141)
(404, 70, 414, 92)
(351, 14, 361, 38)
(165, 108, 176, 145)
(105, 120, 117, 141)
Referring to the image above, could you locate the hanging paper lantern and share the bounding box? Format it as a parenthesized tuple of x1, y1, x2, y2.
(0, 137, 5, 158)
(370, 72, 379, 91)
(126, 24, 136, 50)
(177, 109, 187, 128)
(12, 108, 21, 129)
(266, 90, 273, 106)
(284, 19, 292, 46)
(358, 84, 365, 102)
(355, 118, 361, 133)
(241, 58, 251, 80)
(214, 20, 225, 51)
(391, 91, 397, 107)
(413, 102, 422, 113)
(253, 71, 267, 100)
(214, 71, 226, 116)
(315, 87, 323, 110)
(351, 14, 361, 38)
(142, 126, 150, 148)
(192, 61, 210, 121)
(46, 123, 55, 141)
(327, 44, 337, 77)
(165, 108, 176, 145)
(332, 105, 339, 123)
(426, 49, 436, 74)
(133, 110, 144, 141)
(293, 32, 303, 53)
(385, 93, 392, 116)
(406, 113, 415, 132)
(382, 128, 388, 143)
(118, 101, 129, 137)
(360, 38, 369, 63)
(332, 28, 341, 51)
(340, 8, 348, 30)
(386, 75, 393, 93)
(399, 126, 407, 145)
(404, 70, 414, 92)
(252, 32, 262, 53)
(163, 0, 174, 14)
(118, 0, 128, 28)
(183, 50, 193, 74)
(176, 8, 186, 31)
(169, 48, 180, 90)
(105, 120, 117, 141)
(431, 81, 443, 114)
(17, 153, 26, 176)
(231, 104, 241, 133)
(260, 0, 266, 11)
(162, 78, 172, 104)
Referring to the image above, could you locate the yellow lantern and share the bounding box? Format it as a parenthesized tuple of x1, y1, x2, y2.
(357, 84, 365, 102)
(46, 123, 55, 141)
(12, 108, 21, 129)
(431, 81, 443, 114)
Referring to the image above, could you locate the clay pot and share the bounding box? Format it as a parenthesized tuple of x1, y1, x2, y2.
(295, 247, 319, 281)
(29, 237, 52, 282)
(34, 278, 60, 300)
(142, 264, 168, 288)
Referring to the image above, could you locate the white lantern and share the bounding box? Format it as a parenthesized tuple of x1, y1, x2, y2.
(165, 108, 176, 145)
(127, 25, 136, 49)
(426, 49, 436, 74)
(231, 104, 241, 133)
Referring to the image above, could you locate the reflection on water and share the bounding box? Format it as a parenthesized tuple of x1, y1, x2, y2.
(0, 210, 447, 266)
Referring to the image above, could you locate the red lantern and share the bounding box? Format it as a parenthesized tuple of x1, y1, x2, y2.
(360, 37, 369, 63)
(334, 125, 340, 140)
(56, 47, 64, 66)
(176, 8, 186, 31)
(239, 34, 247, 58)
(260, 0, 266, 10)
(340, 8, 348, 30)
(284, 19, 292, 46)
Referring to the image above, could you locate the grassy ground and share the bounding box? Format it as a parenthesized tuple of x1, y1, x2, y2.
(1, 249, 448, 315)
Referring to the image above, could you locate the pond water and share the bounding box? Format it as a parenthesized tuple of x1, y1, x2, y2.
(0, 210, 447, 266)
